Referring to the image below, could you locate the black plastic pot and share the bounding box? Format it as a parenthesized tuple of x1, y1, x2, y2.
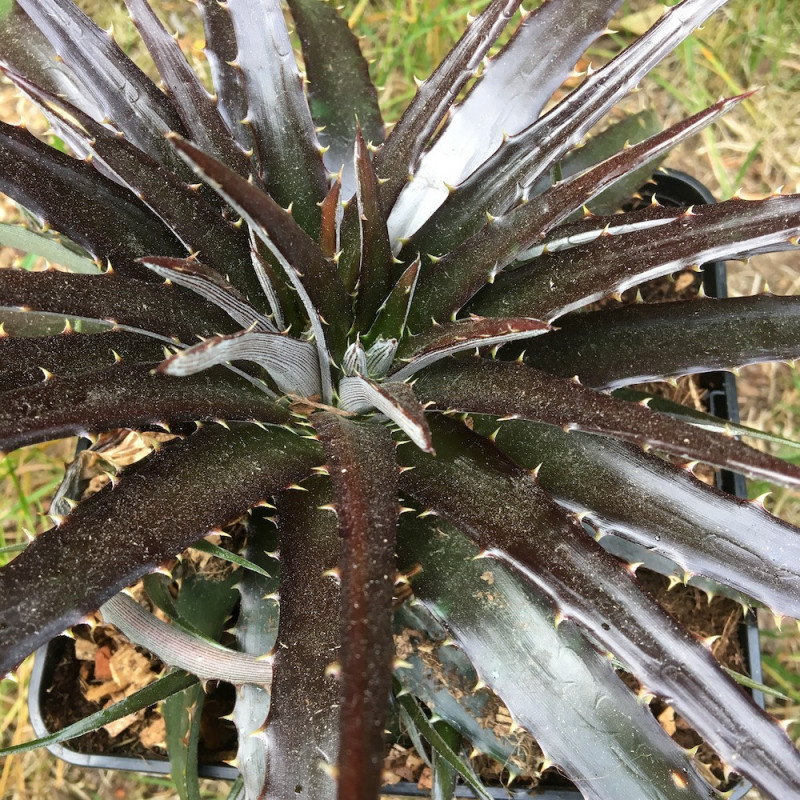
(28, 169, 764, 798)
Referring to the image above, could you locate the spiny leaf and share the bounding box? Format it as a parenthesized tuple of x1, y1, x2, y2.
(388, 0, 623, 245)
(373, 0, 523, 209)
(399, 415, 800, 798)
(15, 0, 188, 171)
(472, 193, 800, 323)
(0, 268, 239, 342)
(391, 316, 550, 379)
(408, 0, 727, 252)
(123, 0, 251, 176)
(524, 293, 800, 388)
(0, 122, 183, 278)
(412, 357, 800, 489)
(0, 362, 288, 452)
(312, 413, 397, 800)
(337, 377, 433, 453)
(160, 329, 320, 399)
(408, 94, 747, 327)
(194, 0, 254, 154)
(396, 513, 712, 800)
(479, 417, 800, 621)
(0, 330, 165, 392)
(266, 482, 340, 798)
(226, 0, 328, 236)
(0, 422, 321, 675)
(287, 0, 384, 197)
(352, 128, 394, 332)
(140, 256, 276, 333)
(365, 255, 421, 345)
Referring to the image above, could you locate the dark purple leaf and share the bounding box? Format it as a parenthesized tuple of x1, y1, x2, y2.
(472, 194, 800, 323)
(412, 357, 800, 489)
(524, 293, 800, 388)
(139, 256, 276, 332)
(397, 514, 712, 800)
(0, 362, 288, 451)
(15, 0, 188, 170)
(122, 0, 252, 176)
(0, 122, 182, 278)
(194, 0, 254, 155)
(0, 269, 239, 342)
(170, 135, 352, 380)
(287, 0, 384, 198)
(352, 129, 394, 332)
(365, 256, 420, 345)
(406, 0, 726, 252)
(320, 178, 342, 260)
(312, 413, 397, 800)
(337, 377, 433, 453)
(481, 417, 800, 626)
(0, 422, 322, 675)
(265, 481, 340, 798)
(4, 74, 258, 298)
(398, 415, 800, 799)
(388, 0, 622, 244)
(373, 0, 523, 210)
(391, 316, 550, 379)
(407, 95, 747, 328)
(0, 330, 165, 391)
(226, 0, 328, 237)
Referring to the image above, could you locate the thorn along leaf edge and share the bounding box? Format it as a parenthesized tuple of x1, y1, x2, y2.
(1, 0, 800, 798)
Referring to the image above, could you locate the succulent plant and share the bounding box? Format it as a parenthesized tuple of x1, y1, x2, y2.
(2, 0, 800, 797)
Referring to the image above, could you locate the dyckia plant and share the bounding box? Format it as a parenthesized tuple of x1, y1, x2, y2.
(2, 0, 800, 797)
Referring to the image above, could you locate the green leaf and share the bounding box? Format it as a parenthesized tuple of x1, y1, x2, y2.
(0, 223, 97, 273)
(163, 569, 239, 800)
(189, 539, 273, 579)
(0, 670, 197, 757)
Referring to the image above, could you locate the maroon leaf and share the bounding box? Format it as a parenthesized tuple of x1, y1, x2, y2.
(412, 357, 800, 489)
(398, 415, 800, 799)
(0, 269, 239, 342)
(388, 0, 623, 244)
(391, 316, 550, 379)
(0, 122, 182, 278)
(0, 330, 165, 392)
(352, 129, 394, 332)
(226, 0, 328, 237)
(0, 422, 322, 675)
(0, 362, 288, 452)
(122, 0, 252, 176)
(407, 95, 747, 328)
(265, 481, 341, 797)
(524, 293, 800, 388)
(312, 413, 397, 800)
(483, 417, 800, 622)
(471, 194, 800, 323)
(287, 0, 384, 197)
(15, 0, 188, 170)
(373, 0, 523, 209)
